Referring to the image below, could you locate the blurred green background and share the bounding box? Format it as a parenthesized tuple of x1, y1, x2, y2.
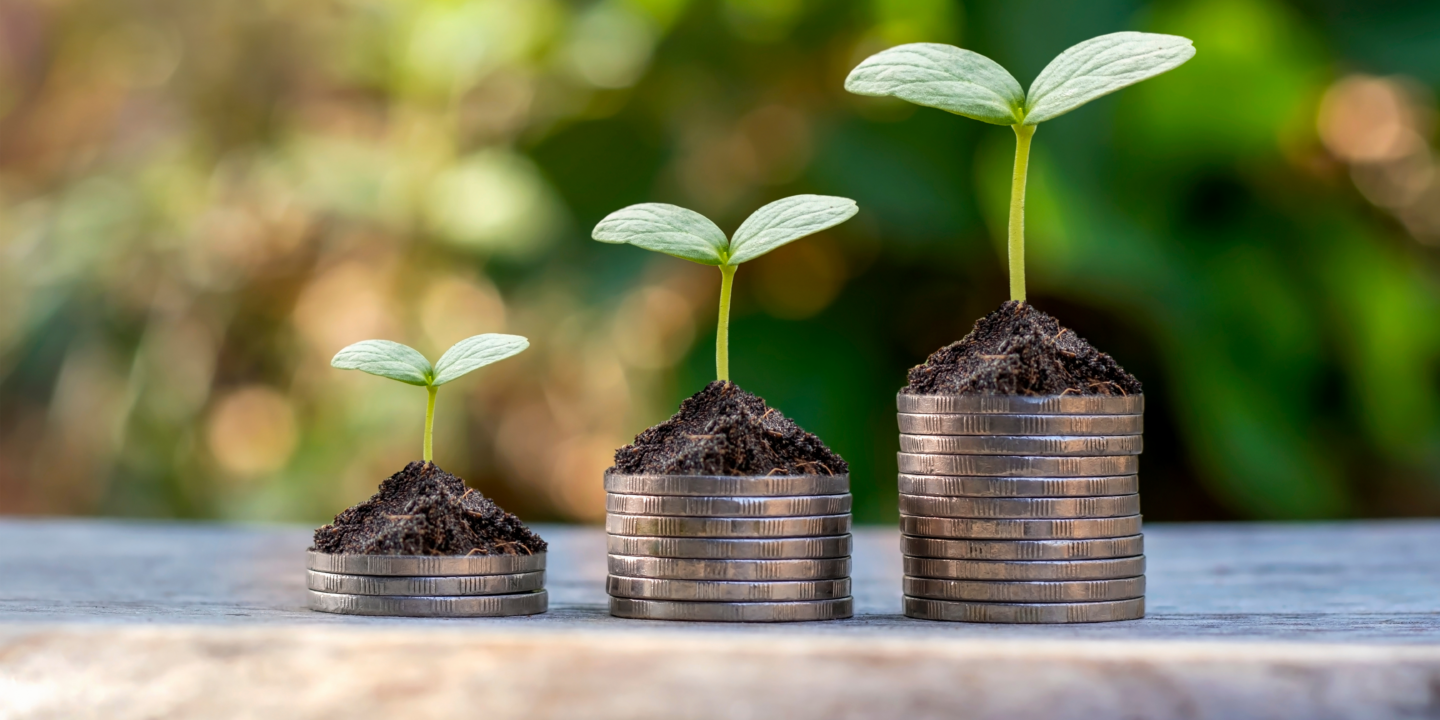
(0, 0, 1437, 525)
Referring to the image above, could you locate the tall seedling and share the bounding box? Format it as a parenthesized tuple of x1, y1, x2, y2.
(593, 195, 858, 381)
(846, 32, 1195, 302)
(331, 334, 529, 463)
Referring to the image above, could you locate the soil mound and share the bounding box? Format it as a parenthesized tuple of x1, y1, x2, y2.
(613, 381, 847, 476)
(904, 301, 1142, 396)
(312, 461, 546, 556)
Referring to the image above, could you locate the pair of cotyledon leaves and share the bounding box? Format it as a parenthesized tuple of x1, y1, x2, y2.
(844, 31, 1195, 126)
(331, 334, 528, 386)
(592, 194, 858, 267)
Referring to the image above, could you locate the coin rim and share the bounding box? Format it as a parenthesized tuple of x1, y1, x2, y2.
(307, 589, 548, 617)
(604, 493, 853, 518)
(897, 434, 1143, 456)
(603, 472, 850, 497)
(896, 453, 1139, 477)
(607, 575, 853, 601)
(897, 474, 1139, 498)
(605, 513, 852, 538)
(903, 576, 1146, 602)
(608, 596, 854, 622)
(305, 569, 546, 596)
(305, 550, 546, 576)
(900, 534, 1145, 560)
(897, 493, 1141, 519)
(896, 394, 1143, 415)
(896, 413, 1144, 436)
(899, 514, 1143, 539)
(903, 596, 1145, 623)
(903, 555, 1146, 581)
(607, 554, 851, 581)
(605, 534, 853, 559)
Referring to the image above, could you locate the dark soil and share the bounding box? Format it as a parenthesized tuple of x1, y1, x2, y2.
(612, 381, 848, 476)
(312, 461, 546, 556)
(904, 301, 1142, 396)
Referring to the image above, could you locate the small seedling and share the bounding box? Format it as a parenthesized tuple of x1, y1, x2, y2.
(593, 195, 858, 381)
(846, 32, 1195, 302)
(331, 334, 529, 463)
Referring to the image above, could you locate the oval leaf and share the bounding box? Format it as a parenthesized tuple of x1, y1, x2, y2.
(1024, 32, 1195, 125)
(332, 340, 432, 386)
(845, 43, 1024, 126)
(432, 333, 529, 387)
(592, 203, 727, 265)
(727, 195, 858, 265)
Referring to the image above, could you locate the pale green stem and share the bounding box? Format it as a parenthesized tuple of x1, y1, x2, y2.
(716, 264, 736, 382)
(1008, 123, 1036, 303)
(424, 384, 437, 464)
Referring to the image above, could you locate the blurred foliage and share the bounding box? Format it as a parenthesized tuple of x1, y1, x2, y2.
(0, 0, 1437, 524)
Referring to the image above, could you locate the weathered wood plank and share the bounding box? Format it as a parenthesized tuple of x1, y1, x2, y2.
(0, 519, 1438, 719)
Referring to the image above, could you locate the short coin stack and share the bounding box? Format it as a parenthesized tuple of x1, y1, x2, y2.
(896, 394, 1146, 623)
(306, 551, 547, 617)
(605, 471, 854, 622)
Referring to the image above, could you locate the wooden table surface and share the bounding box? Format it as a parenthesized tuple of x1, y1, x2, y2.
(1, 518, 1438, 719)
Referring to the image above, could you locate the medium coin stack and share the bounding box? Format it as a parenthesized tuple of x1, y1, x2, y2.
(306, 551, 547, 617)
(605, 471, 855, 622)
(896, 394, 1146, 623)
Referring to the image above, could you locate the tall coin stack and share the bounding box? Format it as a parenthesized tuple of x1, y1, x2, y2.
(605, 472, 855, 622)
(306, 551, 548, 617)
(895, 394, 1146, 623)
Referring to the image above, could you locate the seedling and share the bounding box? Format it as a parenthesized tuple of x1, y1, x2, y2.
(331, 334, 529, 463)
(846, 32, 1195, 302)
(593, 195, 858, 381)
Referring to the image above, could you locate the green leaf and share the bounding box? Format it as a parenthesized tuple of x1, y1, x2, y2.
(1023, 32, 1195, 125)
(727, 195, 859, 265)
(332, 340, 432, 386)
(844, 43, 1024, 125)
(592, 203, 727, 265)
(432, 333, 529, 386)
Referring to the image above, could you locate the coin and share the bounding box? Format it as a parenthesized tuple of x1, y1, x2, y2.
(606, 534, 852, 560)
(897, 413, 1143, 437)
(607, 555, 850, 581)
(605, 493, 852, 518)
(897, 494, 1140, 519)
(607, 576, 851, 602)
(898, 474, 1138, 498)
(898, 434, 1143, 456)
(306, 570, 545, 596)
(903, 596, 1145, 623)
(897, 453, 1138, 477)
(903, 576, 1145, 602)
(903, 556, 1145, 581)
(901, 535, 1144, 561)
(896, 394, 1143, 415)
(899, 515, 1142, 539)
(307, 589, 548, 617)
(605, 513, 851, 538)
(603, 472, 849, 497)
(305, 550, 545, 577)
(609, 597, 853, 622)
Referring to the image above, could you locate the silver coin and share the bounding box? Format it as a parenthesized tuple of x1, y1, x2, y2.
(904, 596, 1145, 623)
(307, 589, 547, 617)
(607, 554, 850, 581)
(898, 474, 1138, 498)
(898, 494, 1140, 519)
(609, 596, 853, 622)
(896, 394, 1143, 415)
(606, 513, 851, 538)
(897, 453, 1138, 477)
(897, 413, 1143, 437)
(901, 534, 1144, 561)
(898, 434, 1142, 457)
(900, 514, 1143, 540)
(305, 550, 545, 577)
(903, 576, 1145, 603)
(607, 534, 852, 559)
(903, 556, 1145, 581)
(606, 493, 852, 518)
(604, 472, 849, 497)
(306, 570, 545, 596)
(607, 576, 851, 602)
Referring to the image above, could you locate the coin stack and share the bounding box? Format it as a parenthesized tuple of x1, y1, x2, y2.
(896, 394, 1146, 623)
(306, 551, 547, 617)
(604, 472, 854, 622)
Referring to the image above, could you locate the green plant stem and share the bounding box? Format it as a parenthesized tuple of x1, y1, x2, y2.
(716, 264, 736, 382)
(1008, 123, 1036, 303)
(424, 385, 437, 464)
